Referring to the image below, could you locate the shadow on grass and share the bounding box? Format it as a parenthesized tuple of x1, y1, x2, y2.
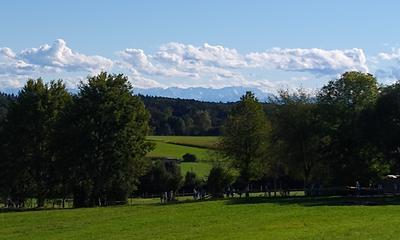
(4, 195, 400, 213)
(225, 195, 400, 207)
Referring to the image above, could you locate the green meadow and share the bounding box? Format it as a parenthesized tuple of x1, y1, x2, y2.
(146, 136, 218, 178)
(2, 196, 400, 240)
(147, 136, 219, 149)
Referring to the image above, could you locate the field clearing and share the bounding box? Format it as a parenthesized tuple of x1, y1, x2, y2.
(147, 136, 219, 149)
(2, 196, 400, 240)
(180, 162, 213, 178)
(146, 141, 214, 161)
(146, 136, 218, 178)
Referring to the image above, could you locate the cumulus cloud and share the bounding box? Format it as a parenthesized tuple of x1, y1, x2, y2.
(0, 39, 116, 89)
(0, 40, 376, 91)
(117, 48, 197, 78)
(19, 39, 113, 72)
(377, 48, 400, 61)
(373, 48, 400, 80)
(118, 43, 370, 90)
(155, 42, 246, 68)
(0, 47, 16, 59)
(0, 39, 113, 77)
(117, 42, 250, 83)
(246, 48, 368, 74)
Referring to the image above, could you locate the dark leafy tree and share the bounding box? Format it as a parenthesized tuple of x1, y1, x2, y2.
(219, 91, 271, 196)
(1, 80, 71, 207)
(371, 82, 400, 174)
(270, 89, 323, 193)
(317, 71, 379, 185)
(63, 72, 153, 207)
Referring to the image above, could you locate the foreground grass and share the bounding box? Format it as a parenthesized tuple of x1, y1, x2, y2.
(2, 196, 400, 240)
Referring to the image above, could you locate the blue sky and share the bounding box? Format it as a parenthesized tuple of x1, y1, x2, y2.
(1, 0, 400, 92)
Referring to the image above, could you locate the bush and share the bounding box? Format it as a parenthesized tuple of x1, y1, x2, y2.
(183, 171, 202, 192)
(182, 153, 197, 162)
(138, 160, 183, 195)
(207, 166, 233, 198)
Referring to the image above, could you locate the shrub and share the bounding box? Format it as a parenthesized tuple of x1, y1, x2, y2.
(207, 166, 233, 198)
(182, 153, 197, 162)
(183, 171, 202, 192)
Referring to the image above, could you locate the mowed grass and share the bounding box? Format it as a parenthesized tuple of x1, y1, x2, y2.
(2, 196, 400, 240)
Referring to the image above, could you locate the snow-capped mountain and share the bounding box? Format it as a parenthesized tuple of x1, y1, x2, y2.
(135, 86, 273, 102)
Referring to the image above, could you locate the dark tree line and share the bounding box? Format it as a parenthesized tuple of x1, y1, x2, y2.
(0, 73, 153, 208)
(140, 96, 232, 136)
(0, 92, 13, 123)
(220, 72, 400, 196)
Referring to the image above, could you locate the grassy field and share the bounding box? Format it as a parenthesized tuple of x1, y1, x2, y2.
(180, 162, 213, 178)
(146, 136, 218, 178)
(2, 196, 400, 240)
(146, 141, 213, 161)
(147, 136, 219, 149)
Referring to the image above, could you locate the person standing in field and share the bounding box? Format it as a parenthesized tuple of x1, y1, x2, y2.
(356, 181, 361, 196)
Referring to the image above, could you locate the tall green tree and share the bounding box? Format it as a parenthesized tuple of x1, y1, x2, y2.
(317, 71, 379, 185)
(270, 89, 323, 193)
(219, 91, 270, 196)
(1, 79, 71, 207)
(371, 82, 400, 173)
(64, 72, 153, 207)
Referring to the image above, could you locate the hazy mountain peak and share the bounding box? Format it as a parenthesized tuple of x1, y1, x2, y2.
(135, 86, 273, 102)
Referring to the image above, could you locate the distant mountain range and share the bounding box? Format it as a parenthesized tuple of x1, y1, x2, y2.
(135, 86, 274, 102)
(1, 86, 274, 103)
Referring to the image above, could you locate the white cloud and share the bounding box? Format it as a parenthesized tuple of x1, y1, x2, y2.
(373, 48, 400, 80)
(118, 42, 250, 89)
(0, 47, 16, 59)
(117, 48, 200, 79)
(0, 39, 115, 89)
(19, 39, 113, 73)
(377, 48, 400, 61)
(118, 43, 370, 90)
(0, 39, 113, 77)
(0, 40, 378, 91)
(155, 42, 247, 68)
(246, 48, 368, 75)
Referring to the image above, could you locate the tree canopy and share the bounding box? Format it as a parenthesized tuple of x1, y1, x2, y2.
(219, 92, 271, 196)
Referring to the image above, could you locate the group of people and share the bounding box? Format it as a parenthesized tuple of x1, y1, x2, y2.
(224, 186, 245, 198)
(160, 191, 176, 203)
(193, 188, 206, 200)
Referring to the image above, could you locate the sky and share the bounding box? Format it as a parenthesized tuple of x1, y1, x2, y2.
(1, 0, 400, 93)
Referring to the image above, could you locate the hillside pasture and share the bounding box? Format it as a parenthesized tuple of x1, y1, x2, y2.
(146, 136, 219, 178)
